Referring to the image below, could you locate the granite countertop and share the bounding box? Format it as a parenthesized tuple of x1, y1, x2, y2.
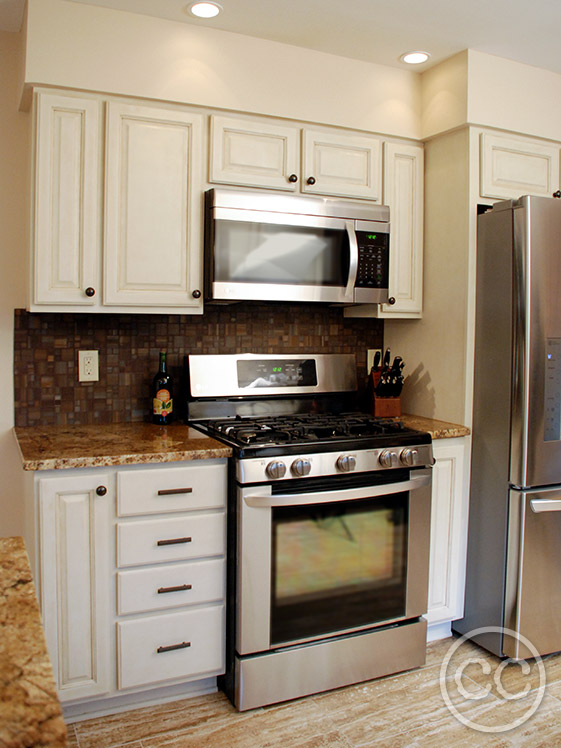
(14, 422, 232, 471)
(0, 537, 67, 748)
(400, 414, 470, 439)
(14, 416, 467, 472)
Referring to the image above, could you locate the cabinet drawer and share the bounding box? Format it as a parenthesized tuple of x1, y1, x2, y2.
(117, 463, 226, 517)
(117, 558, 225, 615)
(117, 513, 225, 567)
(117, 605, 225, 690)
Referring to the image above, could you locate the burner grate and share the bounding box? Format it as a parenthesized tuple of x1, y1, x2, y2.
(199, 412, 410, 447)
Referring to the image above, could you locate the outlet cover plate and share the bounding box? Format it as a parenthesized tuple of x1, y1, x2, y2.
(78, 350, 99, 382)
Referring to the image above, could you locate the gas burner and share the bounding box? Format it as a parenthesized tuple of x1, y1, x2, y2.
(191, 412, 420, 451)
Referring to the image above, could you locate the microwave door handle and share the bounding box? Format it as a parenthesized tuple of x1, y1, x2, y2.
(243, 472, 431, 508)
(344, 220, 358, 302)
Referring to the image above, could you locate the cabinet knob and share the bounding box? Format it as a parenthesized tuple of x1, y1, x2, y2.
(288, 174, 298, 183)
(192, 289, 201, 299)
(554, 191, 561, 198)
(388, 296, 396, 305)
(85, 287, 96, 297)
(306, 176, 316, 186)
(96, 486, 107, 496)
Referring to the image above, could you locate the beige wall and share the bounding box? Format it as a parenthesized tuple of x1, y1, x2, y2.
(384, 129, 470, 424)
(421, 51, 468, 140)
(0, 29, 30, 537)
(467, 51, 561, 143)
(24, 0, 422, 139)
(422, 50, 561, 143)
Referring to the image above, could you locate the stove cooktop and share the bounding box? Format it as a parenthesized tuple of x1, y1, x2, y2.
(189, 412, 431, 458)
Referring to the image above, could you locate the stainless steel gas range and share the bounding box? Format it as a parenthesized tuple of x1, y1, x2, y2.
(186, 353, 433, 711)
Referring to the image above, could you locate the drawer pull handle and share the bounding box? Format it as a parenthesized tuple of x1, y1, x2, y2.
(157, 537, 192, 546)
(158, 487, 193, 496)
(157, 584, 193, 594)
(157, 641, 191, 654)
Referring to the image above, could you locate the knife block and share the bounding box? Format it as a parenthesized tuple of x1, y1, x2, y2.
(366, 370, 402, 418)
(373, 395, 402, 418)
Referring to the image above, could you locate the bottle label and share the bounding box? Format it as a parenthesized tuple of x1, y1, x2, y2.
(153, 389, 173, 416)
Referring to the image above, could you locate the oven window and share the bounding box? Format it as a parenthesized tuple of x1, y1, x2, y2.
(214, 221, 350, 286)
(271, 495, 407, 645)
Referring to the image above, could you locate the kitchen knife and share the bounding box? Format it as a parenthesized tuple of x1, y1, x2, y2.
(372, 350, 381, 371)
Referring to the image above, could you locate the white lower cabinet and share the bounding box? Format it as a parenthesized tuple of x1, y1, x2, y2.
(117, 605, 225, 690)
(31, 459, 227, 711)
(427, 437, 470, 631)
(37, 472, 112, 703)
(117, 558, 225, 615)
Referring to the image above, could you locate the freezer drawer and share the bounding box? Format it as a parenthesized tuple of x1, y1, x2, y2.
(504, 488, 561, 658)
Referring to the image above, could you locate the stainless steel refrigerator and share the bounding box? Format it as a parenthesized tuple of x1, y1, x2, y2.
(453, 195, 561, 659)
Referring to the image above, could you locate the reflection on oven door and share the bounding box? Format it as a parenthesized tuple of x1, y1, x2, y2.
(271, 496, 408, 645)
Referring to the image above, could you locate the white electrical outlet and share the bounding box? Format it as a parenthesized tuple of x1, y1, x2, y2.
(78, 350, 99, 382)
(367, 348, 382, 372)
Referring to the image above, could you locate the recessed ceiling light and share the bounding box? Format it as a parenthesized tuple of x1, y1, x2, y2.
(187, 2, 222, 18)
(400, 51, 430, 65)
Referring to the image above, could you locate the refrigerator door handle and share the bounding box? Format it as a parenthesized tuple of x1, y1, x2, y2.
(530, 497, 561, 513)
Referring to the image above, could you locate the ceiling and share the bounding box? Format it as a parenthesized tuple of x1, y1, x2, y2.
(2, 0, 561, 75)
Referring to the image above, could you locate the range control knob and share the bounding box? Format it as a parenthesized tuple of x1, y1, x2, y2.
(379, 449, 398, 468)
(266, 461, 286, 480)
(291, 458, 312, 477)
(336, 455, 357, 473)
(400, 448, 419, 467)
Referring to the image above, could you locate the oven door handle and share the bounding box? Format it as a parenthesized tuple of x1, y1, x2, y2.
(243, 472, 431, 508)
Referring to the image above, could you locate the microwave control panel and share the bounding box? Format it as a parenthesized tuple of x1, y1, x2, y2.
(355, 231, 389, 289)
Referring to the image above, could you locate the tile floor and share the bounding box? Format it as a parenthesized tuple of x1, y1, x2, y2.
(66, 637, 561, 747)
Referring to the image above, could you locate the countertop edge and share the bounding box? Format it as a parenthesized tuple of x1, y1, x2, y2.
(400, 414, 471, 440)
(20, 447, 233, 472)
(0, 536, 67, 747)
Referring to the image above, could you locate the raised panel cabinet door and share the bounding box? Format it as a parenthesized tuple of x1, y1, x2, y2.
(33, 93, 101, 306)
(104, 103, 204, 308)
(427, 439, 467, 625)
(343, 141, 423, 320)
(480, 133, 560, 200)
(301, 129, 382, 200)
(37, 473, 112, 702)
(379, 142, 423, 317)
(209, 115, 300, 191)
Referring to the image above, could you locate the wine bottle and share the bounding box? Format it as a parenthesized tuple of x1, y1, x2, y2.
(152, 351, 173, 425)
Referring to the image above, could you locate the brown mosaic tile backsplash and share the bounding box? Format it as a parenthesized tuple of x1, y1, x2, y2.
(14, 305, 383, 427)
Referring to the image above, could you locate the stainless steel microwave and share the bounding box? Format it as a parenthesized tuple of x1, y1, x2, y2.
(204, 188, 390, 304)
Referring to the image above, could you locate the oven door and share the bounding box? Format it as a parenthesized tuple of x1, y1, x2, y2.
(236, 468, 432, 656)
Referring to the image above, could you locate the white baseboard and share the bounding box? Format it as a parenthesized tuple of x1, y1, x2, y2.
(64, 677, 218, 723)
(427, 621, 452, 642)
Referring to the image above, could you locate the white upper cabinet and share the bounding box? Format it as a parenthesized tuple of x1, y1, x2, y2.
(210, 115, 382, 201)
(344, 141, 424, 319)
(104, 103, 203, 308)
(33, 93, 101, 306)
(209, 115, 299, 191)
(480, 132, 560, 200)
(302, 129, 382, 200)
(31, 92, 204, 313)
